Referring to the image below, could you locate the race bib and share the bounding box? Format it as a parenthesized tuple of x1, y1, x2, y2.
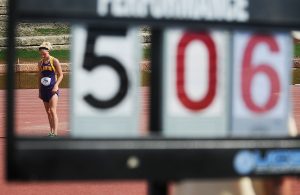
(41, 77, 51, 86)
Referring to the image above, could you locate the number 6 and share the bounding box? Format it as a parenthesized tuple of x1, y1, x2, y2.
(241, 35, 280, 113)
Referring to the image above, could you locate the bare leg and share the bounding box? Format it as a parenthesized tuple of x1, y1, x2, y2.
(49, 94, 59, 135)
(43, 102, 53, 134)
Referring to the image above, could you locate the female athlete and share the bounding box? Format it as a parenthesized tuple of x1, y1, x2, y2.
(38, 42, 63, 137)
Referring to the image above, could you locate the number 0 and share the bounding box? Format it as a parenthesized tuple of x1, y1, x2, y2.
(176, 32, 217, 111)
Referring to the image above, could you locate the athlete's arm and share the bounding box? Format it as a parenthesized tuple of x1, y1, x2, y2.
(38, 61, 42, 98)
(52, 58, 63, 93)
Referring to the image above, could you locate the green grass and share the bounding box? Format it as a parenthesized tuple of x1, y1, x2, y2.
(0, 50, 6, 61)
(143, 47, 151, 60)
(0, 47, 150, 63)
(294, 44, 300, 57)
(0, 49, 70, 63)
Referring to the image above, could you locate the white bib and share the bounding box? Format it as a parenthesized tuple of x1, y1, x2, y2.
(41, 77, 51, 86)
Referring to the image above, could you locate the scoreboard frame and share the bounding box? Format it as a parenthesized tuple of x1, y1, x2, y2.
(6, 0, 300, 184)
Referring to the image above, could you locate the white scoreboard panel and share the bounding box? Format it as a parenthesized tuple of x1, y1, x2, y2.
(231, 32, 292, 137)
(162, 29, 292, 138)
(71, 25, 141, 137)
(70, 26, 292, 138)
(162, 29, 230, 137)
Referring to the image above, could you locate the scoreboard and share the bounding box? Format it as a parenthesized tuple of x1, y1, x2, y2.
(71, 28, 292, 137)
(6, 0, 300, 181)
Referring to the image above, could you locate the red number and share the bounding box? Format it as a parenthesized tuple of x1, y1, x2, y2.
(242, 35, 280, 113)
(177, 32, 217, 111)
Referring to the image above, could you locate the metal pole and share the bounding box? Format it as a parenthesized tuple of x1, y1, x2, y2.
(149, 29, 162, 133)
(149, 28, 168, 195)
(148, 181, 168, 195)
(6, 0, 17, 180)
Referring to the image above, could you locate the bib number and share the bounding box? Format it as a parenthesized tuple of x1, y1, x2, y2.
(41, 77, 51, 86)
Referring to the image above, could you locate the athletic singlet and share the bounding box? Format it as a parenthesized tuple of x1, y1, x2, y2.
(39, 56, 59, 102)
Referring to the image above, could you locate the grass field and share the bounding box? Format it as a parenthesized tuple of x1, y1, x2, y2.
(0, 49, 70, 64)
(143, 46, 151, 60)
(295, 43, 300, 57)
(0, 46, 151, 64)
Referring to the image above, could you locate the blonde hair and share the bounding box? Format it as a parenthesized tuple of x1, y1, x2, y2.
(39, 42, 53, 51)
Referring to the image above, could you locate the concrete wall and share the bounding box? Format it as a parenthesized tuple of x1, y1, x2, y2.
(0, 0, 151, 51)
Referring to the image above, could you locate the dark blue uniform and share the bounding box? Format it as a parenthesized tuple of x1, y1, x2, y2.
(39, 56, 59, 102)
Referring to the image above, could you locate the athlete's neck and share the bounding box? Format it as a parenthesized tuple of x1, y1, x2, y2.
(43, 56, 50, 62)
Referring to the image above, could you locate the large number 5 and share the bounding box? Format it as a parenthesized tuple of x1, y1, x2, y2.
(83, 28, 129, 109)
(176, 32, 217, 111)
(242, 35, 280, 113)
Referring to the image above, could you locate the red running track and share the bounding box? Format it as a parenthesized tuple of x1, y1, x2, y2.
(0, 88, 149, 195)
(0, 86, 300, 194)
(2, 86, 298, 137)
(0, 87, 150, 137)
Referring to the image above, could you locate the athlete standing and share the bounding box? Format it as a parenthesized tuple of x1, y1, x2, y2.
(38, 42, 63, 137)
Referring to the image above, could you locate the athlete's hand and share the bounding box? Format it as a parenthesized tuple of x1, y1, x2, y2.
(52, 84, 59, 94)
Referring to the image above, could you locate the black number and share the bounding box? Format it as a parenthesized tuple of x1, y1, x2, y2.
(83, 27, 129, 109)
